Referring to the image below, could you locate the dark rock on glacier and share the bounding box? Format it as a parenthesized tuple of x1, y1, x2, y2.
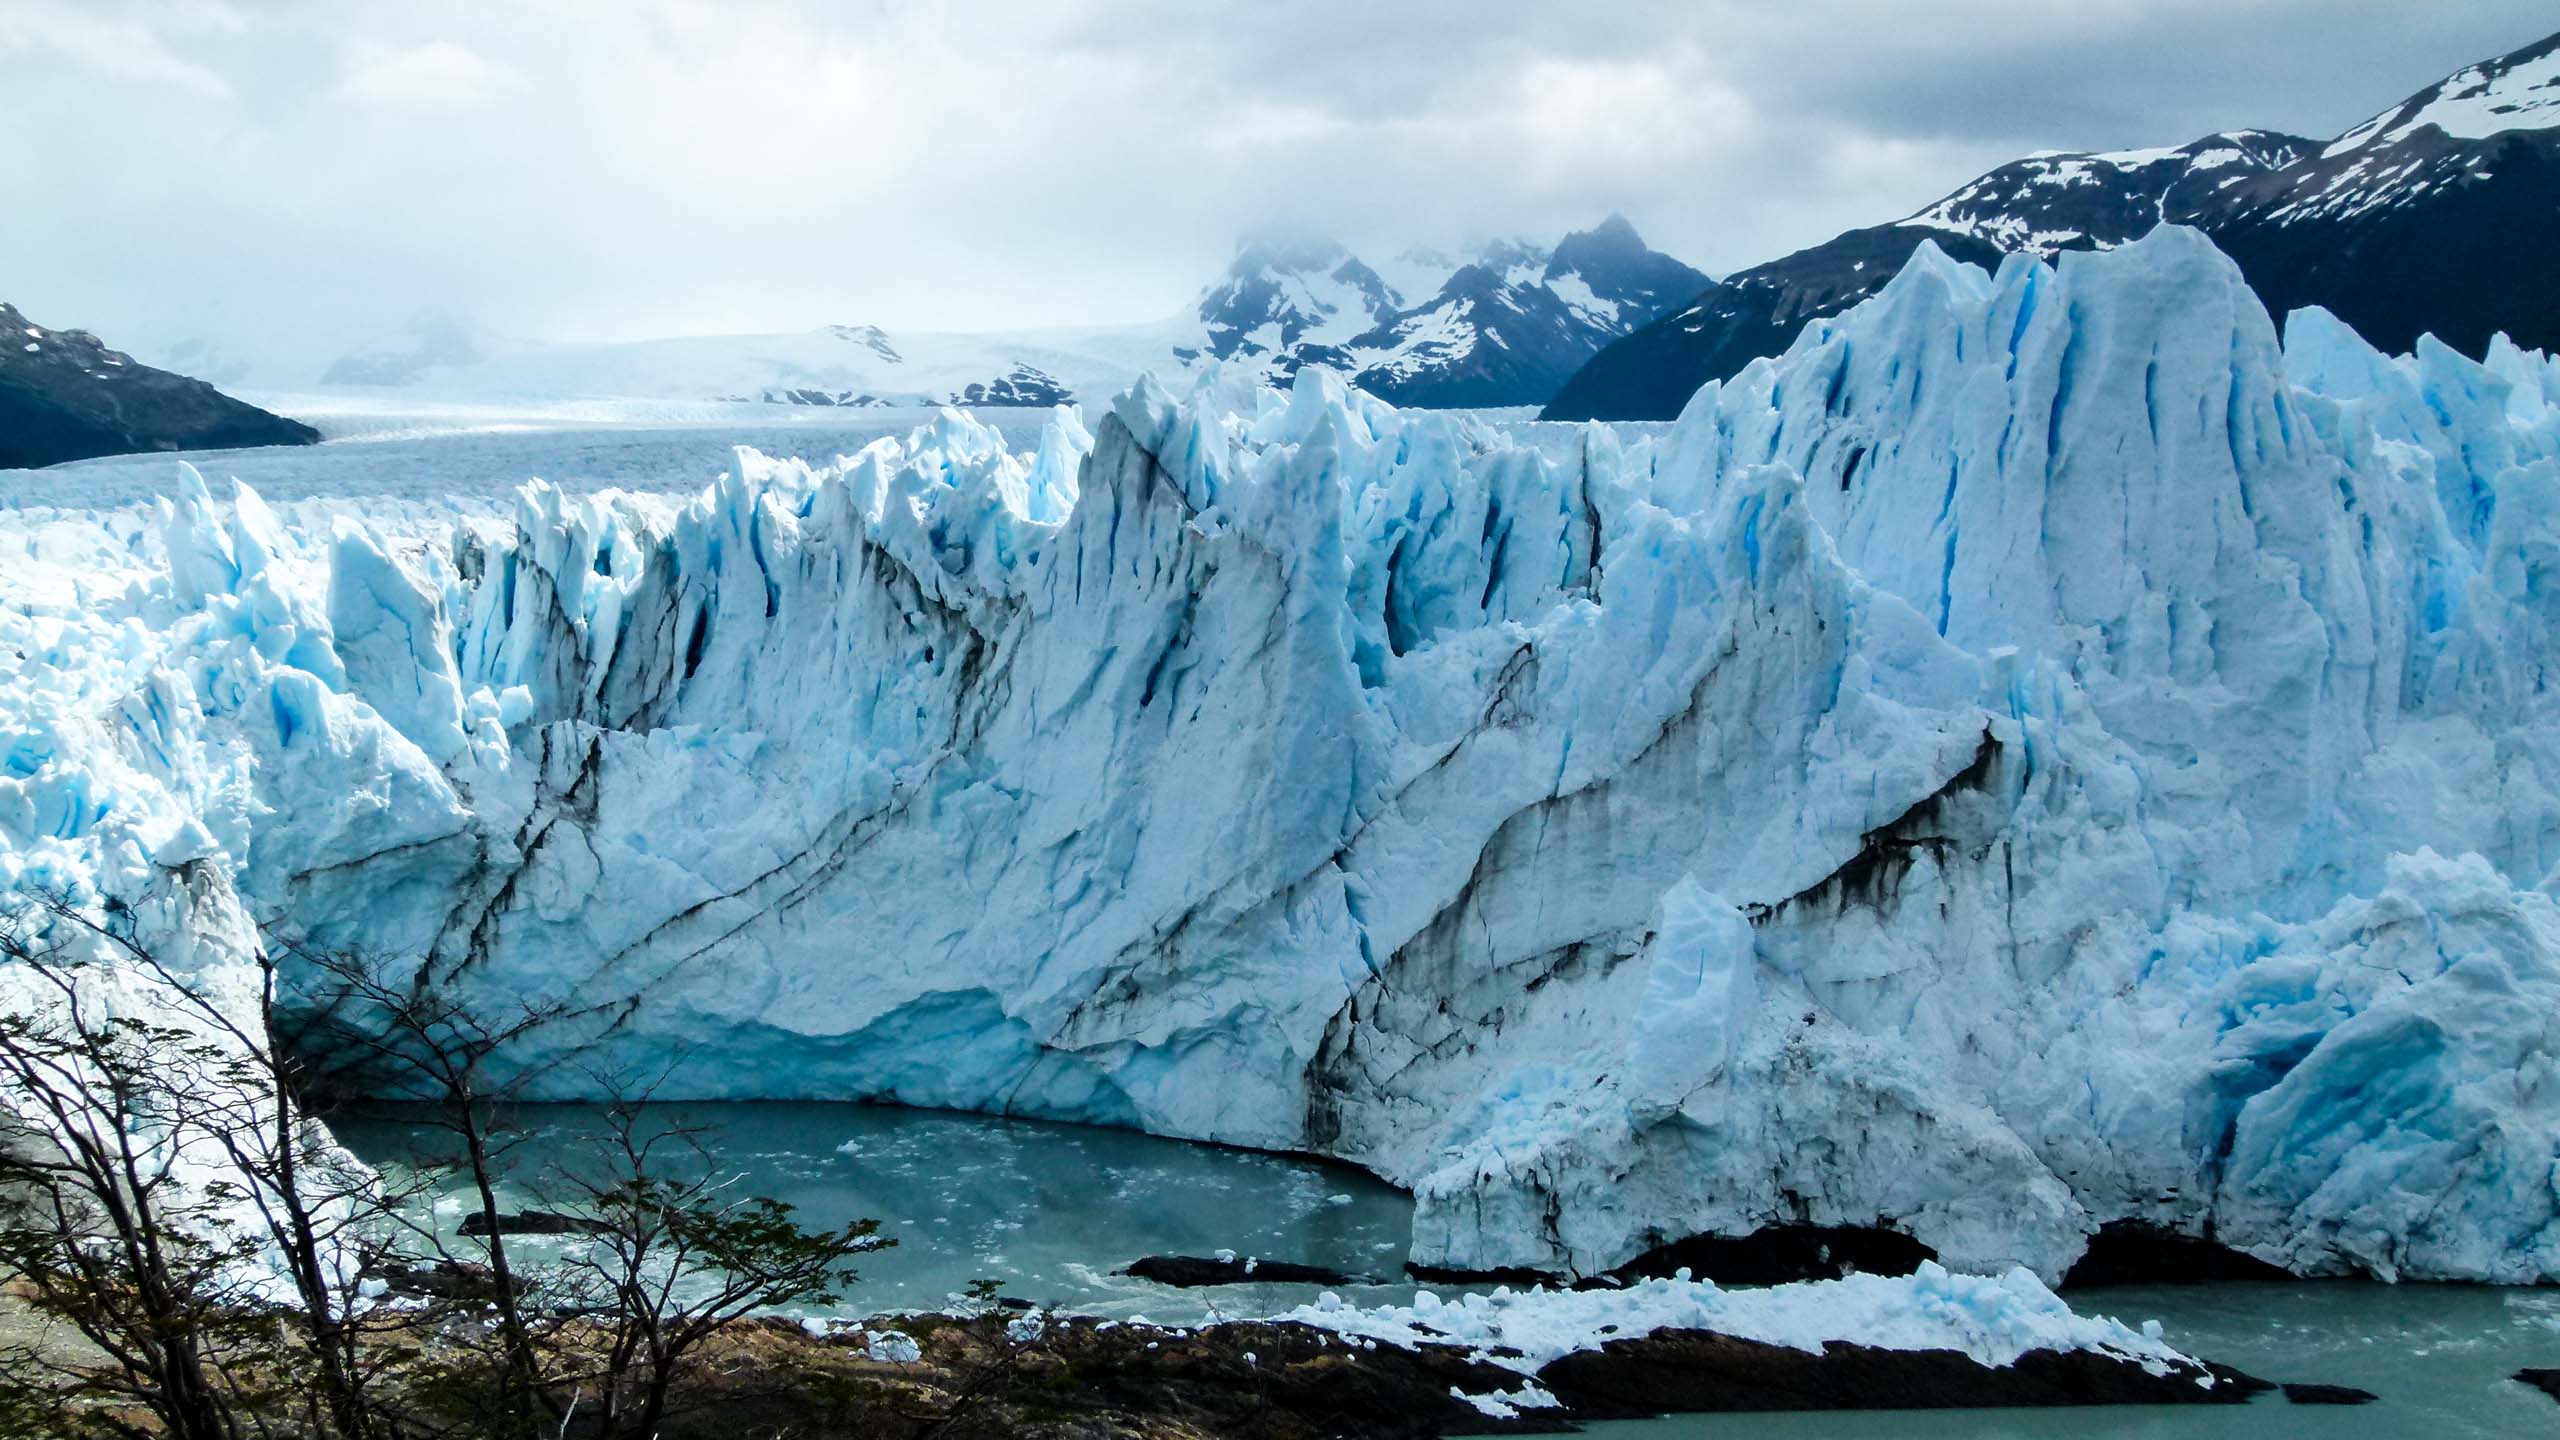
(0, 301, 320, 469)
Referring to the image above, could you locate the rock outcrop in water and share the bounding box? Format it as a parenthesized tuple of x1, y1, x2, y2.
(9, 227, 2560, 1289)
(1120, 1255, 1374, 1288)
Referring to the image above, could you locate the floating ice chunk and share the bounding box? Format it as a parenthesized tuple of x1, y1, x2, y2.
(863, 1329, 922, 1364)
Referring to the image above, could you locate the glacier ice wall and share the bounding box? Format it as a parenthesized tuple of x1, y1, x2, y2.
(8, 227, 2560, 1284)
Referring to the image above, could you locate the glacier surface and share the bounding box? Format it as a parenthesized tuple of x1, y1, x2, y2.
(7, 226, 2560, 1285)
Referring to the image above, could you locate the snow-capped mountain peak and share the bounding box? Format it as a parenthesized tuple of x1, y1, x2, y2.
(1332, 217, 1709, 407)
(2326, 29, 2560, 156)
(1182, 220, 1708, 403)
(1192, 231, 1404, 363)
(1543, 213, 1720, 328)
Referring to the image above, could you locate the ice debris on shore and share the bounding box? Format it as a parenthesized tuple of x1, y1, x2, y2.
(1286, 1263, 2194, 1378)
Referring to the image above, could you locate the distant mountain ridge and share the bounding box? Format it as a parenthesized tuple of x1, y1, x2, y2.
(0, 303, 319, 470)
(1546, 29, 2560, 421)
(318, 308, 502, 387)
(277, 218, 1706, 414)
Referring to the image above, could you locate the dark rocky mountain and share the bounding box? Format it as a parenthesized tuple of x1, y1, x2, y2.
(1547, 30, 2560, 421)
(0, 303, 319, 470)
(2208, 32, 2560, 360)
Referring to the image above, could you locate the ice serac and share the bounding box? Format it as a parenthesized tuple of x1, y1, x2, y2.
(8, 229, 2560, 1287)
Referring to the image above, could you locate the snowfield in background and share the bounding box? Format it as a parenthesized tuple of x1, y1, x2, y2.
(7, 226, 2560, 1296)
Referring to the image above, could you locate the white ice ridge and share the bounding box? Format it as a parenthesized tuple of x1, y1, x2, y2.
(8, 226, 2560, 1287)
(1284, 1263, 2198, 1379)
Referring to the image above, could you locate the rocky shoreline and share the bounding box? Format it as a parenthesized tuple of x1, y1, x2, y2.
(648, 1307, 2275, 1439)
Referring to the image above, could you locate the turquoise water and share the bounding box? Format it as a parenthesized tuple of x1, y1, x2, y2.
(333, 1100, 1420, 1323)
(336, 1102, 2560, 1436)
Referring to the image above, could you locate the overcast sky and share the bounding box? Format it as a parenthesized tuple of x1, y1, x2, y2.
(2, 0, 2551, 365)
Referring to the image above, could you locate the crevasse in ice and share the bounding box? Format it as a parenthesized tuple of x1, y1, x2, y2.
(7, 226, 2560, 1284)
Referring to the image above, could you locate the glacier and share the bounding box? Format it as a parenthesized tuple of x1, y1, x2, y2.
(7, 225, 2560, 1287)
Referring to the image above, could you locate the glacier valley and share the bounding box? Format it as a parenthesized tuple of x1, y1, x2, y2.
(7, 226, 2560, 1289)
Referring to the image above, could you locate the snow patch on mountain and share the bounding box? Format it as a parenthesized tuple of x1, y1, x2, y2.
(2327, 32, 2560, 154)
(1192, 234, 1405, 365)
(1552, 29, 2560, 423)
(1897, 131, 2313, 256)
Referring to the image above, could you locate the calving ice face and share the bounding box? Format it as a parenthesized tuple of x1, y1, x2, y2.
(7, 225, 2560, 1293)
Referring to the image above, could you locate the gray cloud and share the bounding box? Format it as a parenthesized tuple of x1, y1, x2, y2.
(0, 0, 2548, 379)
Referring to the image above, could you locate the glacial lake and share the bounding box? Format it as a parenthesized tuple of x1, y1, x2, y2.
(0, 399, 1670, 512)
(335, 1101, 2560, 1439)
